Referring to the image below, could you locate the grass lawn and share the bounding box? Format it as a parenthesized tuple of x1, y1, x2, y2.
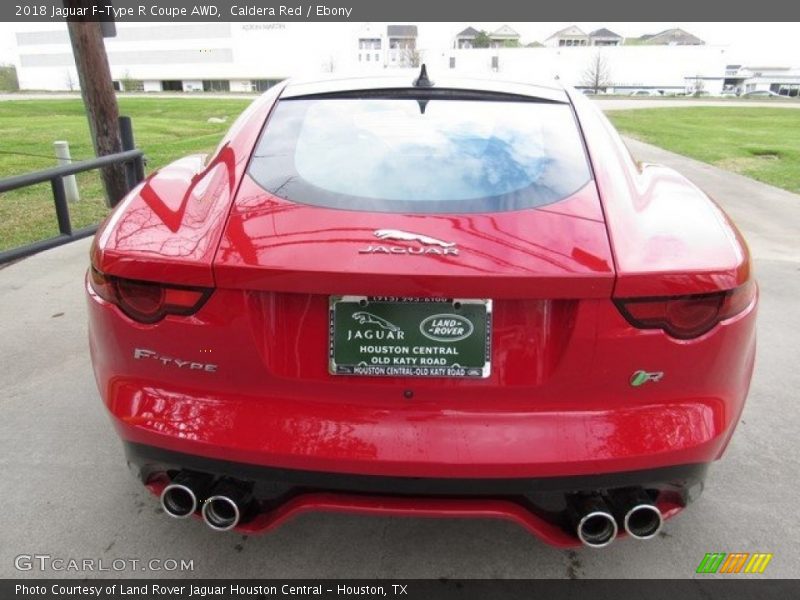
(607, 107, 800, 194)
(2, 101, 798, 252)
(0, 97, 251, 251)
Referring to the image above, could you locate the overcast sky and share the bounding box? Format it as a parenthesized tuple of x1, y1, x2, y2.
(2, 22, 799, 66)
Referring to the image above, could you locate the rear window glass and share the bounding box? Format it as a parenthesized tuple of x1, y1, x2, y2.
(248, 97, 591, 213)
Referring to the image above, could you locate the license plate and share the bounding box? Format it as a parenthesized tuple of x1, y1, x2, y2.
(329, 296, 492, 378)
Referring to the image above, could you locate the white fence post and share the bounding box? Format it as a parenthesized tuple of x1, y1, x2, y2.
(53, 141, 80, 203)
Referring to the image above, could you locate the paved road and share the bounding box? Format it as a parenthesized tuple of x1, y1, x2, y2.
(1, 139, 798, 579)
(596, 98, 800, 110)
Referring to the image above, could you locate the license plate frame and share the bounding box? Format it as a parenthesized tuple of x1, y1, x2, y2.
(329, 296, 492, 378)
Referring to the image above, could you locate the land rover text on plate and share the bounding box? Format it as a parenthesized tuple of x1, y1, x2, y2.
(87, 69, 757, 547)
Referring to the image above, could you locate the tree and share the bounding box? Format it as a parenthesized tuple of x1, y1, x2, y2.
(120, 70, 142, 93)
(401, 47, 422, 68)
(581, 52, 611, 94)
(0, 64, 19, 91)
(321, 55, 336, 73)
(691, 75, 706, 96)
(473, 31, 492, 48)
(64, 70, 77, 91)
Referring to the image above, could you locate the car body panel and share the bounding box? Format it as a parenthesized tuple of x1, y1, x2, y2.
(87, 274, 756, 478)
(215, 177, 613, 299)
(91, 83, 286, 286)
(567, 89, 751, 297)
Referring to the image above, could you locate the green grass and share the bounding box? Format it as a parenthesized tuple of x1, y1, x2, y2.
(607, 107, 800, 193)
(0, 98, 251, 251)
(2, 101, 799, 252)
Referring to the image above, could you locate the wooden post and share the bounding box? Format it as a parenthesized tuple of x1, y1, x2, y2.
(65, 5, 128, 207)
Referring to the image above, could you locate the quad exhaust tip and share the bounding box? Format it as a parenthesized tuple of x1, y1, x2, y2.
(201, 479, 252, 531)
(576, 510, 618, 548)
(202, 495, 242, 531)
(567, 493, 618, 548)
(160, 471, 214, 519)
(624, 503, 663, 540)
(160, 483, 198, 519)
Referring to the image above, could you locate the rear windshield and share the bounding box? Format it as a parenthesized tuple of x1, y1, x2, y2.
(248, 97, 591, 213)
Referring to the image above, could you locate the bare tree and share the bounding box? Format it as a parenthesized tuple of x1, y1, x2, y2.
(401, 47, 422, 68)
(691, 75, 706, 96)
(321, 55, 336, 73)
(64, 70, 76, 91)
(581, 52, 611, 94)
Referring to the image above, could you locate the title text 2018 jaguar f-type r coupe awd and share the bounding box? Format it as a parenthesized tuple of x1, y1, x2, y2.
(87, 69, 757, 548)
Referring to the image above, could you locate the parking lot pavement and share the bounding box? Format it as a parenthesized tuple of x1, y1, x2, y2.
(596, 98, 800, 110)
(1, 139, 798, 579)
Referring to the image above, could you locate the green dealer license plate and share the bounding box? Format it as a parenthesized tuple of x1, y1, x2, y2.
(329, 296, 492, 378)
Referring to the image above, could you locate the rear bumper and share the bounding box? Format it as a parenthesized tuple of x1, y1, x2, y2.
(126, 441, 705, 547)
(108, 381, 737, 479)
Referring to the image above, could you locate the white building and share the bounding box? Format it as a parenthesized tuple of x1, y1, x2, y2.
(438, 45, 735, 94)
(10, 22, 799, 97)
(686, 65, 800, 96)
(354, 24, 419, 69)
(13, 22, 353, 92)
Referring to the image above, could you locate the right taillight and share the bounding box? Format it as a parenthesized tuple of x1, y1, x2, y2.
(614, 281, 756, 340)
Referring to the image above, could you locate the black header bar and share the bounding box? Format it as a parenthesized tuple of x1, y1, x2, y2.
(3, 0, 800, 22)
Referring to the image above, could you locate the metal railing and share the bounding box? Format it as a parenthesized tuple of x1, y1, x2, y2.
(0, 116, 145, 264)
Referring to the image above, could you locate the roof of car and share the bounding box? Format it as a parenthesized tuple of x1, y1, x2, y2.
(280, 71, 569, 103)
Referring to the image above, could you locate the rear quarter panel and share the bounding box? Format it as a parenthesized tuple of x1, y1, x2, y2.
(568, 88, 751, 297)
(91, 84, 287, 285)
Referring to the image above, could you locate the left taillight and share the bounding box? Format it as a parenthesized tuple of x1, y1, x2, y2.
(89, 267, 212, 324)
(614, 280, 756, 340)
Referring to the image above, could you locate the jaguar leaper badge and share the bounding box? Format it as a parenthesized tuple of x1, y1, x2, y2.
(358, 229, 459, 256)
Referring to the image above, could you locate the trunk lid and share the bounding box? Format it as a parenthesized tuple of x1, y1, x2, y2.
(214, 176, 614, 298)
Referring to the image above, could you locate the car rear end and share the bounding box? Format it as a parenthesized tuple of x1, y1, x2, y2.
(87, 75, 756, 547)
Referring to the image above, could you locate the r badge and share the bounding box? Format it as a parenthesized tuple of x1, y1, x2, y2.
(630, 370, 664, 387)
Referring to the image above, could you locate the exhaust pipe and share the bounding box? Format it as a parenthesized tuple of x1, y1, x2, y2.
(160, 471, 214, 519)
(611, 488, 663, 540)
(566, 493, 618, 548)
(201, 479, 252, 531)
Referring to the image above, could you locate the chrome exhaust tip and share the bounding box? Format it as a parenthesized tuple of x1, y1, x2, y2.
(609, 487, 663, 540)
(624, 503, 663, 540)
(201, 479, 252, 532)
(202, 495, 241, 531)
(577, 510, 618, 548)
(567, 494, 618, 548)
(161, 483, 196, 518)
(160, 471, 214, 519)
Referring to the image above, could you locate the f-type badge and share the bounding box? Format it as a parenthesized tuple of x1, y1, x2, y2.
(359, 229, 459, 256)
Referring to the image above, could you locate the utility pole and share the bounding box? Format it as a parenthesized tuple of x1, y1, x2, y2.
(65, 1, 128, 206)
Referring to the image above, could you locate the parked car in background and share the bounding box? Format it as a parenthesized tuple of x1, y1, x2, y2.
(742, 90, 785, 98)
(87, 70, 757, 549)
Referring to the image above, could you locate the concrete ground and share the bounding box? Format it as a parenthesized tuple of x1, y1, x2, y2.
(596, 98, 800, 110)
(1, 138, 798, 579)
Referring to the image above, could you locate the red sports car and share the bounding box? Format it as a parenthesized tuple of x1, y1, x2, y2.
(87, 69, 757, 548)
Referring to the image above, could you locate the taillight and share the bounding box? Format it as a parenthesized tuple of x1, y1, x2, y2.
(89, 268, 211, 324)
(614, 281, 756, 340)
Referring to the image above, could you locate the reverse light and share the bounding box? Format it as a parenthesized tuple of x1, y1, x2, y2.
(614, 281, 756, 340)
(89, 268, 212, 324)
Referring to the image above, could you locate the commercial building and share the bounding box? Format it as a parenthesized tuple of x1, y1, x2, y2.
(10, 22, 798, 97)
